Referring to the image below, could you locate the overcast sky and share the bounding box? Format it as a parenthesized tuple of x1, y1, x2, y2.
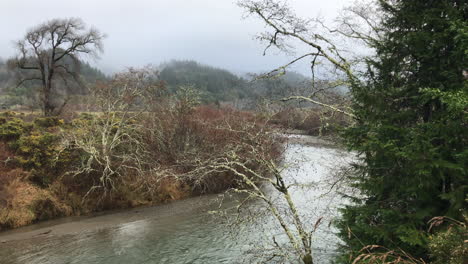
(0, 0, 351, 75)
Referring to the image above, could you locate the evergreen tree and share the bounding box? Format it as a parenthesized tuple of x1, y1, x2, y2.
(337, 0, 467, 261)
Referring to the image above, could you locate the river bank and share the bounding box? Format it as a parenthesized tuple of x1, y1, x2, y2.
(0, 133, 337, 242)
(0, 135, 352, 264)
(0, 108, 281, 231)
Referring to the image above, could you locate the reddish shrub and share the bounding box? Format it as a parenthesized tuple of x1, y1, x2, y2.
(141, 105, 281, 194)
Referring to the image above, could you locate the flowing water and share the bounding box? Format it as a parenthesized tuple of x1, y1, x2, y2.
(0, 135, 353, 264)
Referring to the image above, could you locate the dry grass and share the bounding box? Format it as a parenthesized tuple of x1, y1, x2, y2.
(0, 178, 72, 230)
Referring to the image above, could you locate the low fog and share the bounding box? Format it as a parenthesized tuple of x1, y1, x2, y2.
(0, 0, 350, 75)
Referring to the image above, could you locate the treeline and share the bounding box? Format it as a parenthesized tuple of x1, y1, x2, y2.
(0, 56, 353, 139)
(0, 56, 321, 110)
(158, 60, 352, 135)
(158, 60, 312, 106)
(2, 56, 349, 135)
(159, 60, 250, 103)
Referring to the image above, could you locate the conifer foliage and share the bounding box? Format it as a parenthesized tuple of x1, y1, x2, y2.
(338, 0, 467, 261)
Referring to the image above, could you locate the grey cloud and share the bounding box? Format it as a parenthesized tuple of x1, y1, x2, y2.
(0, 0, 351, 75)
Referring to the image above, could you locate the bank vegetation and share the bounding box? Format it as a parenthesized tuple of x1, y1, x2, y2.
(0, 68, 286, 230)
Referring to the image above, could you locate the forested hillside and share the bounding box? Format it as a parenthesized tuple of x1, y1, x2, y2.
(159, 60, 250, 103)
(159, 60, 311, 105)
(1, 57, 312, 110)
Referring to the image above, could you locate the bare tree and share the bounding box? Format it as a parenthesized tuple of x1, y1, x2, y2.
(195, 1, 386, 262)
(59, 67, 164, 198)
(238, 0, 383, 118)
(182, 123, 326, 263)
(8, 18, 105, 116)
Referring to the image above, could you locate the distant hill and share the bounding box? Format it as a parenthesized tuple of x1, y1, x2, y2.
(0, 59, 106, 93)
(159, 60, 251, 103)
(246, 71, 310, 101)
(1, 56, 316, 108)
(77, 61, 108, 84)
(159, 60, 311, 104)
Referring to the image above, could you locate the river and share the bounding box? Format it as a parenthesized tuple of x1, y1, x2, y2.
(0, 135, 353, 264)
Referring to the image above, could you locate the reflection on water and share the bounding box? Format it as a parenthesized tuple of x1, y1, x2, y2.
(0, 136, 353, 264)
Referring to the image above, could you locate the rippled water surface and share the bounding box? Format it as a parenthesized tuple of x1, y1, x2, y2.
(0, 136, 353, 264)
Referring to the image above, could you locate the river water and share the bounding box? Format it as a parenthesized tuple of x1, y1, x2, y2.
(0, 135, 353, 264)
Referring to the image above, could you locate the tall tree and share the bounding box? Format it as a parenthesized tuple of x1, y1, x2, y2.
(338, 0, 467, 261)
(9, 18, 104, 115)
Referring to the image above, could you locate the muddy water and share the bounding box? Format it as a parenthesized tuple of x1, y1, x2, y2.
(0, 135, 353, 264)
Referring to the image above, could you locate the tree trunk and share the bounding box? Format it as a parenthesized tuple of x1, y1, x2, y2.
(43, 84, 55, 116)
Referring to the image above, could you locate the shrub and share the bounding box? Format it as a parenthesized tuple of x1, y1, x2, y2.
(270, 107, 350, 136)
(0, 105, 282, 229)
(34, 117, 63, 128)
(10, 131, 67, 186)
(0, 111, 16, 118)
(142, 105, 282, 193)
(0, 118, 29, 141)
(428, 214, 467, 264)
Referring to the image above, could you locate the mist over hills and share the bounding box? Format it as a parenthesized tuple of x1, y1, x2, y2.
(0, 57, 312, 108)
(158, 60, 311, 104)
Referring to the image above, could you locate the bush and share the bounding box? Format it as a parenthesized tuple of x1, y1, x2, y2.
(34, 117, 63, 128)
(13, 132, 60, 167)
(0, 105, 282, 229)
(428, 214, 467, 264)
(9, 131, 63, 186)
(0, 116, 73, 187)
(271, 107, 351, 136)
(0, 118, 29, 141)
(142, 105, 282, 193)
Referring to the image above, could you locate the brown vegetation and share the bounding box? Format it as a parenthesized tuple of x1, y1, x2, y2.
(0, 102, 281, 230)
(270, 107, 351, 136)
